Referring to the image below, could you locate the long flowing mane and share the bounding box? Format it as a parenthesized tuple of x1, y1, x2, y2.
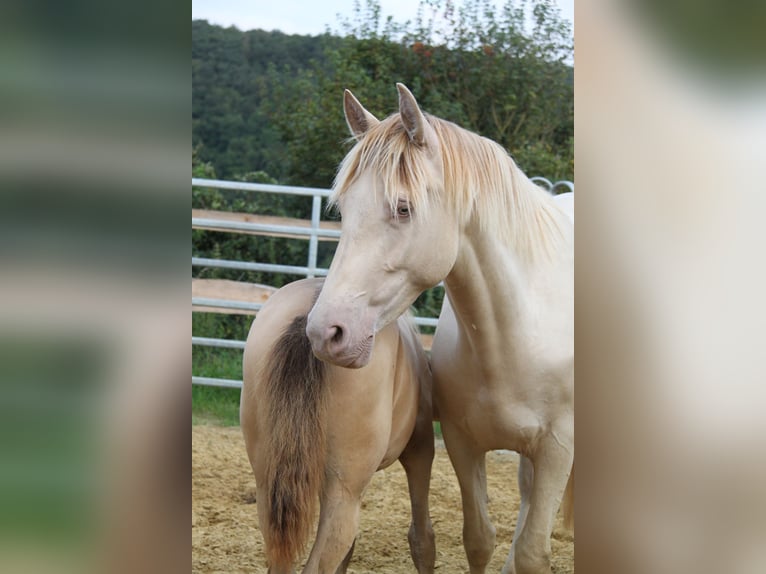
(332, 113, 566, 261)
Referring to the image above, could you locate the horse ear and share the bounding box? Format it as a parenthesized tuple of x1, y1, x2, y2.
(397, 83, 427, 145)
(344, 89, 379, 140)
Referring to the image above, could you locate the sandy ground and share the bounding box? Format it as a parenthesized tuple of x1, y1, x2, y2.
(192, 425, 573, 573)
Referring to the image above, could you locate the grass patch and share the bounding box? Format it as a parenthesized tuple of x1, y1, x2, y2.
(192, 345, 243, 426)
(193, 346, 242, 380)
(192, 385, 241, 426)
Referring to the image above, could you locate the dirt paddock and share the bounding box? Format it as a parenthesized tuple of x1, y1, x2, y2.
(192, 425, 573, 573)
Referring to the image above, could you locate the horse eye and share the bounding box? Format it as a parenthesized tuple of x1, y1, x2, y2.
(396, 203, 411, 219)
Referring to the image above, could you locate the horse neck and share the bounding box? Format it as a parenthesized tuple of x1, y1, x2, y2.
(444, 229, 530, 352)
(443, 177, 572, 357)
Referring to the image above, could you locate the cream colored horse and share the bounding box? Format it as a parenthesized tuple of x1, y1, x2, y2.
(306, 85, 573, 574)
(241, 278, 435, 574)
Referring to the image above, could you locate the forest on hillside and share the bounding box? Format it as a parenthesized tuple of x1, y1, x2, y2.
(192, 0, 573, 186)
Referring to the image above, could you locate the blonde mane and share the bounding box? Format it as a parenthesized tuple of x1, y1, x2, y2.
(332, 113, 566, 262)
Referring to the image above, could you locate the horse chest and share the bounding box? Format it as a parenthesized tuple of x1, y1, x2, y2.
(433, 336, 571, 452)
(436, 374, 546, 452)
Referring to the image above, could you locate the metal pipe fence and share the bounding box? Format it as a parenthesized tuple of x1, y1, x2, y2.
(192, 177, 572, 389)
(530, 177, 575, 194)
(193, 178, 351, 389)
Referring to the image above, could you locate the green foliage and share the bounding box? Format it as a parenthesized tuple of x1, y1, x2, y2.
(192, 385, 241, 426)
(193, 312, 251, 342)
(192, 145, 217, 179)
(192, 346, 243, 380)
(413, 287, 445, 332)
(267, 0, 574, 186)
(192, 20, 341, 179)
(192, 0, 573, 186)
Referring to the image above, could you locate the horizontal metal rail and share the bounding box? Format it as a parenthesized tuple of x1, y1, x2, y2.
(192, 178, 332, 198)
(192, 256, 329, 277)
(552, 181, 574, 193)
(530, 177, 575, 194)
(193, 297, 263, 312)
(192, 376, 243, 389)
(192, 336, 246, 350)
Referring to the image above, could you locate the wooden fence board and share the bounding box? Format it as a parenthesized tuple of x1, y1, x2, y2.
(192, 209, 340, 241)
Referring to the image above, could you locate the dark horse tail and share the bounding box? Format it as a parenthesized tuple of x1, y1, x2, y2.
(263, 314, 328, 570)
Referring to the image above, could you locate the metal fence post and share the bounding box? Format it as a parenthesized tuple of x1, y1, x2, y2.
(307, 194, 322, 278)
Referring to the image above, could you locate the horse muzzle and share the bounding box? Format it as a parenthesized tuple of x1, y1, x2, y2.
(305, 314, 375, 369)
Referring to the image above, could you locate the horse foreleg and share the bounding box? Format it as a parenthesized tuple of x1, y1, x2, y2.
(502, 455, 533, 574)
(399, 414, 436, 573)
(302, 479, 362, 574)
(442, 421, 496, 574)
(507, 423, 573, 574)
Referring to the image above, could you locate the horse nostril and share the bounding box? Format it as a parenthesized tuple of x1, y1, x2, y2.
(329, 325, 344, 344)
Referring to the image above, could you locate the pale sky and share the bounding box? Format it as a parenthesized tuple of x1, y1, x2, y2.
(191, 0, 573, 37)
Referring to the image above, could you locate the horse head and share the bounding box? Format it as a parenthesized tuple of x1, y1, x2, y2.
(306, 84, 459, 368)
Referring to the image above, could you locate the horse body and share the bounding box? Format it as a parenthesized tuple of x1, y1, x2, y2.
(433, 185, 574, 451)
(306, 85, 573, 574)
(241, 278, 435, 573)
(431, 189, 574, 574)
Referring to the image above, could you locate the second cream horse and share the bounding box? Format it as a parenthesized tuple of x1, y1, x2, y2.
(241, 278, 435, 573)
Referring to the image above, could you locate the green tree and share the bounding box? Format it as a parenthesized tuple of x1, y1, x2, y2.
(192, 20, 338, 179)
(269, 0, 573, 187)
